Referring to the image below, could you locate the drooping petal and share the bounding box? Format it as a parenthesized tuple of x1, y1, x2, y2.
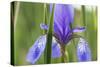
(26, 35, 61, 64)
(73, 27, 85, 33)
(52, 37, 61, 58)
(40, 23, 48, 30)
(77, 38, 91, 61)
(26, 35, 46, 64)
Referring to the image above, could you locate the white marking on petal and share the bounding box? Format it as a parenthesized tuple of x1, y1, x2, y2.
(78, 38, 88, 53)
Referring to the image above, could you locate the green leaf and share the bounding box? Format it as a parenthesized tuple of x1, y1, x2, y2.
(44, 4, 48, 34)
(44, 4, 55, 64)
(82, 5, 87, 37)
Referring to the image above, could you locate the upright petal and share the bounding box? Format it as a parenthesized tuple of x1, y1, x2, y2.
(53, 4, 74, 33)
(54, 4, 74, 24)
(50, 4, 74, 45)
(50, 4, 74, 24)
(26, 35, 46, 64)
(77, 38, 91, 61)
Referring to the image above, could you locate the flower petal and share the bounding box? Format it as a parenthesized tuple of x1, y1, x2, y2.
(50, 4, 74, 24)
(77, 38, 91, 61)
(26, 35, 61, 64)
(73, 27, 85, 33)
(40, 23, 48, 30)
(26, 35, 46, 64)
(53, 4, 74, 31)
(52, 37, 61, 58)
(50, 4, 74, 45)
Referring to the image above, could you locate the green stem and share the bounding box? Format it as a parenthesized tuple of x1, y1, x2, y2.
(44, 4, 55, 64)
(82, 6, 87, 37)
(43, 3, 47, 63)
(44, 4, 48, 34)
(69, 21, 77, 61)
(14, 1, 20, 32)
(92, 7, 97, 29)
(60, 45, 69, 63)
(65, 49, 69, 62)
(61, 45, 66, 62)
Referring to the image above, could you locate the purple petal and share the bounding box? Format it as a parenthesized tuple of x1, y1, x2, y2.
(53, 4, 74, 32)
(26, 35, 46, 64)
(26, 35, 61, 64)
(50, 4, 74, 24)
(40, 23, 48, 30)
(52, 37, 61, 58)
(50, 4, 74, 44)
(73, 27, 85, 33)
(53, 4, 74, 31)
(77, 38, 91, 61)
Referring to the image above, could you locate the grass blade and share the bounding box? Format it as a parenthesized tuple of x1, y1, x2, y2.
(45, 4, 55, 64)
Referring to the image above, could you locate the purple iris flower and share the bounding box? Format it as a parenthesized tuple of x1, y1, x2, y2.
(26, 4, 86, 64)
(50, 4, 85, 45)
(77, 38, 91, 61)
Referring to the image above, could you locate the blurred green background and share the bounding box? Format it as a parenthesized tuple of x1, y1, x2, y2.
(12, 1, 97, 66)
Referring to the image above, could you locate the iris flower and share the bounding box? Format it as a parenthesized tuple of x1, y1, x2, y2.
(26, 4, 86, 64)
(50, 4, 85, 45)
(77, 38, 91, 61)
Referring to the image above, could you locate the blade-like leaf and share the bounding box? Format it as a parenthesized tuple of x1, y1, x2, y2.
(45, 4, 55, 64)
